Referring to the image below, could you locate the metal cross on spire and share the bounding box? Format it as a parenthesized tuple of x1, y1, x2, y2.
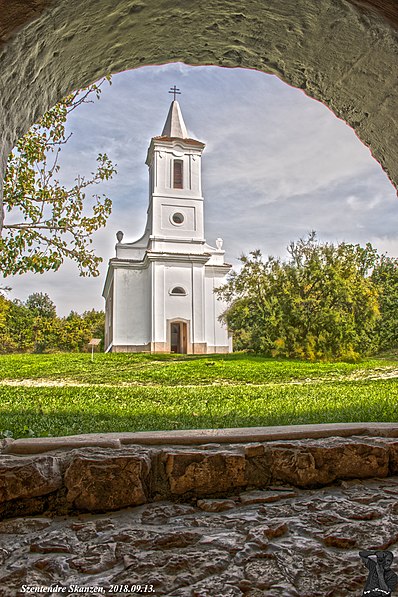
(169, 85, 181, 101)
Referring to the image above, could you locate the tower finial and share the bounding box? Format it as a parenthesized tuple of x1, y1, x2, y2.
(169, 85, 181, 101)
(161, 91, 188, 138)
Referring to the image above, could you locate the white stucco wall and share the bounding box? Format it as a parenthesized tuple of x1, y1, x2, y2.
(191, 263, 206, 345)
(153, 262, 194, 343)
(204, 268, 230, 350)
(150, 260, 229, 350)
(149, 196, 204, 244)
(148, 143, 203, 199)
(113, 267, 150, 347)
(151, 262, 166, 344)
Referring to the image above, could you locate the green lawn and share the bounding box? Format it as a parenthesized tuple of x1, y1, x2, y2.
(0, 352, 397, 438)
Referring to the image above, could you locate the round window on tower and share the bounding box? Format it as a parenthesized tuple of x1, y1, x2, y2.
(171, 212, 185, 225)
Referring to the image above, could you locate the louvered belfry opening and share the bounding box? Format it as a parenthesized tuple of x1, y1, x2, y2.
(173, 160, 183, 189)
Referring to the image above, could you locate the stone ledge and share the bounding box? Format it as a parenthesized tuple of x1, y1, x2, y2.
(3, 422, 398, 454)
(2, 428, 398, 518)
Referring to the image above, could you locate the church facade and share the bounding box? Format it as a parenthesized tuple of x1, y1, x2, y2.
(102, 98, 232, 354)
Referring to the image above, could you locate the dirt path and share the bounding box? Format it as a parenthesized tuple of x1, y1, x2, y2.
(0, 367, 397, 387)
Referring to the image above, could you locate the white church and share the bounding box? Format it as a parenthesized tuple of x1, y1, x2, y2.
(102, 92, 232, 354)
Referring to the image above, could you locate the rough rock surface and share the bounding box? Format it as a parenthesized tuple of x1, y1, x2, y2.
(2, 478, 398, 596)
(64, 451, 150, 512)
(164, 450, 247, 496)
(268, 438, 389, 487)
(1, 437, 398, 517)
(0, 454, 62, 503)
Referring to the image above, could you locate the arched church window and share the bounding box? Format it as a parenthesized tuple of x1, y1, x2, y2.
(173, 159, 183, 189)
(170, 286, 187, 296)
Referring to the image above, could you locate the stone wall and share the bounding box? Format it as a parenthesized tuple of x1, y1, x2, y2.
(3, 433, 398, 518)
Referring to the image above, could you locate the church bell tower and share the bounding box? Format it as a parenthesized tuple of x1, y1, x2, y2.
(103, 88, 232, 354)
(145, 95, 206, 254)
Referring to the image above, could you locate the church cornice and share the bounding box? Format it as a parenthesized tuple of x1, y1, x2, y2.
(149, 236, 205, 244)
(108, 257, 148, 268)
(105, 251, 212, 271)
(145, 136, 205, 165)
(205, 263, 233, 273)
(149, 193, 204, 203)
(152, 136, 205, 148)
(146, 252, 210, 264)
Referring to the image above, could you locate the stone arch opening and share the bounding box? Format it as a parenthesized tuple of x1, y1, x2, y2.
(0, 0, 397, 236)
(1, 2, 398, 574)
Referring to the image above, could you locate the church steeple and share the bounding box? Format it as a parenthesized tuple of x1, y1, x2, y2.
(144, 96, 206, 248)
(161, 100, 188, 138)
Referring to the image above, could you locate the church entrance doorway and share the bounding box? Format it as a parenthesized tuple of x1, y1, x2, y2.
(170, 322, 187, 354)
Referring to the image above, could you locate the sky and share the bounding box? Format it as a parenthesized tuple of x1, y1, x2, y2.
(4, 63, 398, 316)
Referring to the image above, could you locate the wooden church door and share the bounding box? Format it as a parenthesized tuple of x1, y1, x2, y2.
(170, 322, 187, 354)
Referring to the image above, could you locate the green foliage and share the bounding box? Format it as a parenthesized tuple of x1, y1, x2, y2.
(57, 310, 105, 352)
(0, 292, 104, 354)
(25, 292, 56, 319)
(1, 78, 116, 277)
(371, 255, 398, 352)
(217, 233, 381, 360)
(4, 300, 34, 352)
(0, 295, 13, 352)
(0, 353, 396, 438)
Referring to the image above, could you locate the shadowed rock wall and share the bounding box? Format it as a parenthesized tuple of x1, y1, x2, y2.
(2, 436, 398, 518)
(3, 477, 398, 595)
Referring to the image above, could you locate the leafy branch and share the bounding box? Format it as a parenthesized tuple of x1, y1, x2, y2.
(1, 76, 116, 276)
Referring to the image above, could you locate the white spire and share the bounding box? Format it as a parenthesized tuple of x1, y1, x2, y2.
(161, 100, 188, 138)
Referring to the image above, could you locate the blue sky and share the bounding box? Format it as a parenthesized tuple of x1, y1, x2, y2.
(4, 63, 398, 316)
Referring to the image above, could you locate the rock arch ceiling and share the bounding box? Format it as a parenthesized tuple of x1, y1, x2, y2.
(0, 0, 397, 228)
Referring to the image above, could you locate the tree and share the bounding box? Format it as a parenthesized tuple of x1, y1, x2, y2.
(0, 289, 106, 354)
(1, 78, 116, 277)
(25, 292, 56, 319)
(216, 233, 381, 360)
(81, 309, 105, 347)
(371, 255, 398, 352)
(6, 299, 35, 353)
(0, 294, 14, 353)
(31, 314, 61, 354)
(57, 309, 105, 352)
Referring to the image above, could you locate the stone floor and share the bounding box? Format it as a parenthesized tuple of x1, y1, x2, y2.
(2, 477, 398, 596)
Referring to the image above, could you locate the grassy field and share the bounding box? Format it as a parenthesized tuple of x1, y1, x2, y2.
(0, 352, 397, 438)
